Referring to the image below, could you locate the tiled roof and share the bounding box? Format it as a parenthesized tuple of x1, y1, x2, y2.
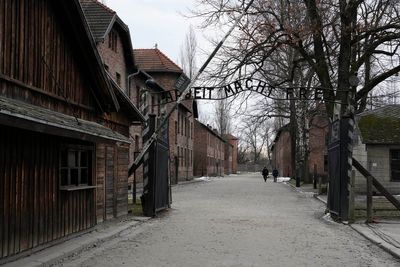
(357, 105, 400, 144)
(133, 49, 183, 73)
(80, 0, 116, 41)
(195, 120, 226, 142)
(272, 124, 290, 145)
(223, 134, 238, 140)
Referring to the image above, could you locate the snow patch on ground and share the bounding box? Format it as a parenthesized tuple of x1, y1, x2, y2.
(194, 176, 224, 182)
(194, 176, 212, 182)
(322, 213, 336, 224)
(277, 177, 291, 183)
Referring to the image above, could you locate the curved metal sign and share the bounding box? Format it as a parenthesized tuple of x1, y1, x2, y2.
(151, 78, 328, 103)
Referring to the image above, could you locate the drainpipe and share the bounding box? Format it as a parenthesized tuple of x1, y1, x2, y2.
(126, 68, 141, 203)
(127, 69, 141, 98)
(186, 112, 193, 181)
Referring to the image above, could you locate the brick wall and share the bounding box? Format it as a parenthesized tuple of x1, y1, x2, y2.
(193, 120, 208, 176)
(225, 137, 238, 174)
(272, 130, 292, 177)
(142, 71, 195, 183)
(308, 114, 329, 178)
(193, 121, 225, 177)
(224, 143, 233, 175)
(97, 27, 128, 93)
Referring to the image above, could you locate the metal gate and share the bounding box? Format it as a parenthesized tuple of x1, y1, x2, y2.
(327, 118, 352, 220)
(141, 114, 170, 217)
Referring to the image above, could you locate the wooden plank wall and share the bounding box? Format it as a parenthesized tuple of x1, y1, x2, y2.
(0, 0, 96, 118)
(96, 145, 129, 221)
(116, 146, 129, 217)
(0, 126, 95, 259)
(105, 146, 115, 219)
(0, 0, 132, 137)
(96, 144, 106, 223)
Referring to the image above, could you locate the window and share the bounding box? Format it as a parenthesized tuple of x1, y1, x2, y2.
(324, 154, 328, 172)
(108, 30, 118, 52)
(151, 96, 155, 114)
(178, 112, 181, 135)
(184, 118, 187, 136)
(135, 135, 140, 152)
(157, 96, 161, 116)
(181, 147, 184, 167)
(136, 86, 140, 107)
(116, 72, 121, 86)
(391, 150, 400, 181)
(175, 121, 178, 144)
(185, 148, 187, 167)
(177, 113, 180, 134)
(177, 146, 180, 166)
(60, 146, 92, 188)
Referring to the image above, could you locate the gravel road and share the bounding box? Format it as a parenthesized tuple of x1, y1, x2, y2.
(57, 173, 400, 267)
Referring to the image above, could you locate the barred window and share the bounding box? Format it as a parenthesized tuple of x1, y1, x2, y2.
(60, 145, 93, 188)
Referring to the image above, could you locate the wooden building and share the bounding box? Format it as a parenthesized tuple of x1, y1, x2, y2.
(0, 0, 143, 261)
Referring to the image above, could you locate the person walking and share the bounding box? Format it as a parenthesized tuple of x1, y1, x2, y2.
(272, 169, 279, 183)
(262, 167, 269, 182)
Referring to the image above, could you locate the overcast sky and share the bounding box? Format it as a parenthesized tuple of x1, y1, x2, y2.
(105, 0, 205, 65)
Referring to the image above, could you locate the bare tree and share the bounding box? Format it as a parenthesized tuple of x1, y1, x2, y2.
(179, 25, 198, 80)
(237, 141, 250, 164)
(213, 90, 232, 135)
(239, 118, 272, 164)
(192, 0, 400, 118)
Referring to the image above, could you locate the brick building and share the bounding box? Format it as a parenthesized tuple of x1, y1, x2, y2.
(272, 105, 330, 180)
(224, 134, 239, 174)
(129, 70, 168, 186)
(225, 142, 233, 175)
(133, 48, 196, 183)
(81, 0, 146, 189)
(271, 124, 292, 177)
(308, 105, 329, 179)
(193, 120, 226, 176)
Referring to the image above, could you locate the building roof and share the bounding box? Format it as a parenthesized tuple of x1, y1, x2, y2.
(272, 124, 290, 145)
(0, 97, 129, 143)
(80, 0, 118, 41)
(357, 105, 400, 144)
(107, 73, 145, 122)
(223, 134, 238, 140)
(133, 49, 183, 73)
(59, 0, 119, 112)
(195, 120, 227, 143)
(80, 0, 135, 69)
